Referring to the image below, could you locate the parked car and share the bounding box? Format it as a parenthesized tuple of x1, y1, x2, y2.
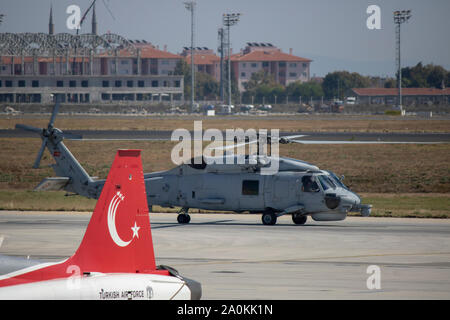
(345, 97, 356, 105)
(240, 104, 254, 111)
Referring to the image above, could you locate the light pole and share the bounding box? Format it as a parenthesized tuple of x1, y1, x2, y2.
(223, 13, 241, 107)
(184, 1, 196, 112)
(394, 10, 412, 111)
(218, 27, 226, 103)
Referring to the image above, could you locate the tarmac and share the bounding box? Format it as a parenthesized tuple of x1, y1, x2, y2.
(0, 211, 449, 299)
(1, 128, 450, 143)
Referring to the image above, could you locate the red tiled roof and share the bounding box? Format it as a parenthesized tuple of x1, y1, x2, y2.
(139, 46, 181, 59)
(352, 87, 450, 96)
(230, 50, 311, 62)
(184, 53, 220, 65)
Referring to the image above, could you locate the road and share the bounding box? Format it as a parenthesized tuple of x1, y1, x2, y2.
(1, 211, 449, 299)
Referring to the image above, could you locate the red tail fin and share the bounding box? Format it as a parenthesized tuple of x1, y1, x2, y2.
(0, 150, 159, 287)
(68, 149, 156, 273)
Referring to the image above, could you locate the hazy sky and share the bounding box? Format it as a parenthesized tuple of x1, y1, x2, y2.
(1, 0, 449, 77)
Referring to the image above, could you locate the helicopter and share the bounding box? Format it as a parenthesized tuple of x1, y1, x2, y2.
(15, 97, 435, 226)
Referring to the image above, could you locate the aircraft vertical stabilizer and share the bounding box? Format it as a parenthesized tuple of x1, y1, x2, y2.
(0, 149, 160, 287)
(68, 149, 157, 273)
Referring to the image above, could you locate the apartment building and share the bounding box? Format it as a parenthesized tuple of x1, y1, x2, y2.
(181, 47, 220, 79)
(183, 43, 312, 93)
(231, 43, 312, 91)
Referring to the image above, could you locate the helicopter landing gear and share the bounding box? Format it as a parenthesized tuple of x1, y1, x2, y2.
(177, 207, 191, 224)
(292, 213, 307, 225)
(261, 210, 277, 225)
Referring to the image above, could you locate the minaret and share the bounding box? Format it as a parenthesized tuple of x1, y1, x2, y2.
(49, 4, 54, 35)
(91, 3, 97, 35)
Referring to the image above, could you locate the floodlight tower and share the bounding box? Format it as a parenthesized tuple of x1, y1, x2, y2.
(393, 10, 412, 111)
(184, 1, 196, 112)
(217, 27, 227, 103)
(223, 13, 241, 106)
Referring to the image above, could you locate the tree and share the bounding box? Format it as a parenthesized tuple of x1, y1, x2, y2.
(174, 59, 220, 101)
(196, 72, 219, 100)
(174, 60, 192, 100)
(286, 81, 324, 100)
(426, 65, 447, 88)
(243, 70, 277, 91)
(322, 71, 371, 99)
(384, 78, 397, 88)
(400, 62, 449, 88)
(242, 70, 277, 104)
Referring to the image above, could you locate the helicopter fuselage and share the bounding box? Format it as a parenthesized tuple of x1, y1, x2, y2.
(142, 155, 371, 224)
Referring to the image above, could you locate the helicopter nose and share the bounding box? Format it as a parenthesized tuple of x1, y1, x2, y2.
(339, 191, 360, 210)
(339, 191, 372, 216)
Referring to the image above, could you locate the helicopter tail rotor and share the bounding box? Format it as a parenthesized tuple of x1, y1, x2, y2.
(32, 136, 49, 169)
(14, 96, 81, 168)
(14, 124, 42, 134)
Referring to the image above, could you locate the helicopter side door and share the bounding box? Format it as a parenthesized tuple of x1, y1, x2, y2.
(238, 174, 264, 211)
(269, 173, 298, 211)
(195, 173, 240, 211)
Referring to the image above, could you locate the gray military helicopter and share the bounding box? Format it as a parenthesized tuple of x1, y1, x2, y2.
(16, 99, 430, 225)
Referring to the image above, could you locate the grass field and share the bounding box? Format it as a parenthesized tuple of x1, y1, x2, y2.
(1, 138, 448, 194)
(1, 115, 450, 132)
(0, 116, 449, 218)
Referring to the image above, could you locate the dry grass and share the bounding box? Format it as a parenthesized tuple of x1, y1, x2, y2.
(0, 138, 449, 194)
(0, 135, 448, 218)
(1, 116, 450, 132)
(356, 193, 450, 218)
(280, 143, 450, 193)
(1, 115, 448, 218)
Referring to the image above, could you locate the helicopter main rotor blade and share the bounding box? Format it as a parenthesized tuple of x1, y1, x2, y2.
(61, 132, 83, 140)
(289, 140, 443, 144)
(208, 140, 258, 151)
(33, 137, 48, 169)
(48, 99, 61, 129)
(207, 134, 309, 151)
(280, 134, 307, 140)
(15, 124, 42, 134)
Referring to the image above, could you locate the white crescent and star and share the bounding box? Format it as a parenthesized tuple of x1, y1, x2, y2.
(107, 191, 140, 247)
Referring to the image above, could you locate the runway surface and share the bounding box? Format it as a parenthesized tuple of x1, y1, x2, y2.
(1, 128, 450, 142)
(1, 211, 450, 299)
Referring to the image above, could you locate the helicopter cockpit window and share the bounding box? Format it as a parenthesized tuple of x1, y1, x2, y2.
(301, 176, 320, 192)
(327, 171, 348, 189)
(317, 175, 336, 191)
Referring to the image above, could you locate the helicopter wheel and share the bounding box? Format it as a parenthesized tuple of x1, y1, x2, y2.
(177, 214, 191, 224)
(261, 210, 277, 226)
(292, 213, 307, 225)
